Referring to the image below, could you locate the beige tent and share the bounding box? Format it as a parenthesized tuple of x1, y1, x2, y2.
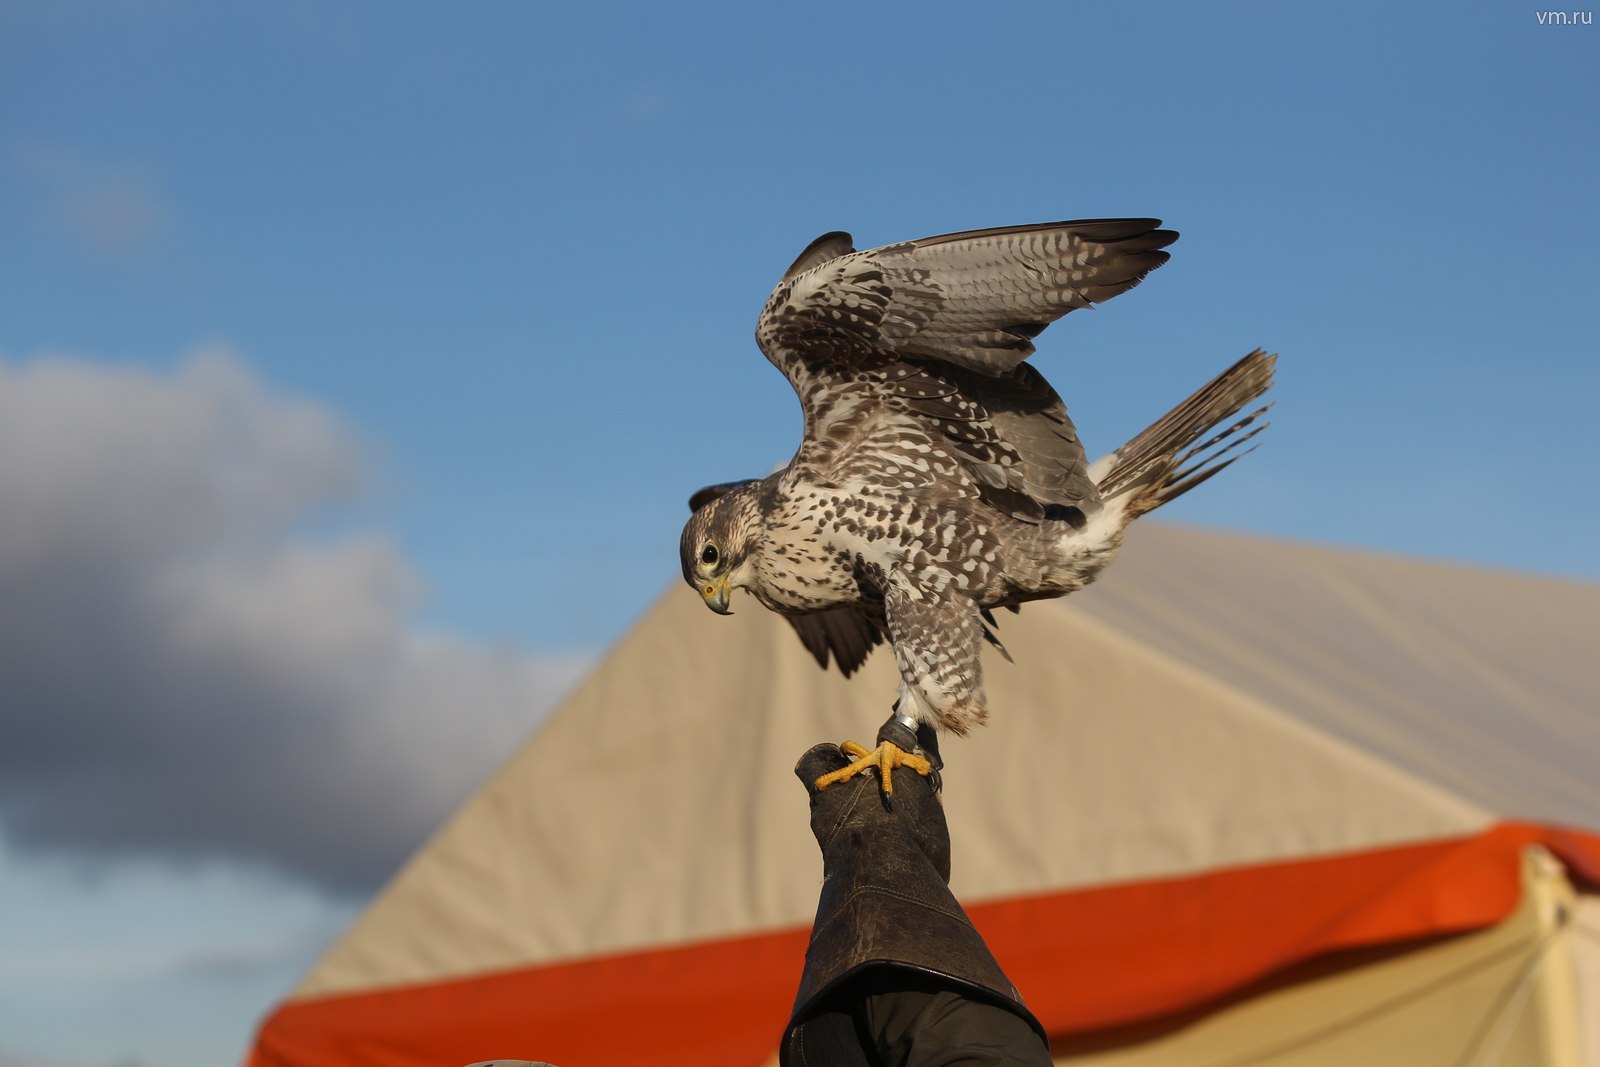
(249, 525, 1600, 1067)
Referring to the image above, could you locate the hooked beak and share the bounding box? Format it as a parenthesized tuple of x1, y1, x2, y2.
(700, 575, 733, 615)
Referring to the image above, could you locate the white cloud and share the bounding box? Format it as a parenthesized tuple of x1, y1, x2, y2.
(0, 349, 589, 893)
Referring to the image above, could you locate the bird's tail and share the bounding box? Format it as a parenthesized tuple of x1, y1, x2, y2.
(1090, 349, 1276, 522)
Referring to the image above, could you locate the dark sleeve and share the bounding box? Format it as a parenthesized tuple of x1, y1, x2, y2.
(863, 970, 1053, 1067)
(783, 970, 1051, 1067)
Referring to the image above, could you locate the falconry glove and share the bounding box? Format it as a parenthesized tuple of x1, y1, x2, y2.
(782, 743, 1048, 1066)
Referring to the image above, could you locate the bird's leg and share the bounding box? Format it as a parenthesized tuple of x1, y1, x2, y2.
(912, 719, 943, 777)
(812, 708, 940, 799)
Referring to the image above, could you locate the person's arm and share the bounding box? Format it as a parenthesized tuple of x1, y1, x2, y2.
(782, 738, 1051, 1067)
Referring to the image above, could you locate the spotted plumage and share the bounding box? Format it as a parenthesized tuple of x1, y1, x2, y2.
(681, 219, 1274, 737)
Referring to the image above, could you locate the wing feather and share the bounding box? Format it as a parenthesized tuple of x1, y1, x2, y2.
(756, 218, 1176, 379)
(939, 362, 1101, 516)
(687, 479, 760, 513)
(785, 608, 884, 677)
(779, 231, 855, 281)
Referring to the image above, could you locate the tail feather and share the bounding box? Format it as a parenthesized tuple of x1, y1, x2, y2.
(1163, 405, 1270, 494)
(1094, 349, 1276, 518)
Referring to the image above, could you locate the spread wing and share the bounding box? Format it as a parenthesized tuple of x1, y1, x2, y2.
(755, 218, 1176, 378)
(757, 219, 1171, 517)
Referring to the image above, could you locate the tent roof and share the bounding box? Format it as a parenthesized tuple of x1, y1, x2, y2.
(289, 525, 1599, 1002)
(1065, 524, 1600, 830)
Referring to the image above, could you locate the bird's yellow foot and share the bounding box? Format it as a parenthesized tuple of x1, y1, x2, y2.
(813, 739, 934, 797)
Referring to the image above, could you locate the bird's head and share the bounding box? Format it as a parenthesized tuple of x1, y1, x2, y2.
(680, 480, 764, 616)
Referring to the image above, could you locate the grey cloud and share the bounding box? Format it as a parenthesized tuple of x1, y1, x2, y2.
(0, 350, 588, 894)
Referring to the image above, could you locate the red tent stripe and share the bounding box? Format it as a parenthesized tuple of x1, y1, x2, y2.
(247, 820, 1599, 1067)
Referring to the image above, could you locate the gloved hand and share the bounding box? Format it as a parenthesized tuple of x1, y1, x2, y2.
(784, 739, 1048, 1067)
(796, 737, 951, 876)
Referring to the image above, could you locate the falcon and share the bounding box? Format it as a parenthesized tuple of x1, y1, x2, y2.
(680, 218, 1274, 793)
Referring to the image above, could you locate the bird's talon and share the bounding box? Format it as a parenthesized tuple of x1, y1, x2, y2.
(813, 739, 934, 796)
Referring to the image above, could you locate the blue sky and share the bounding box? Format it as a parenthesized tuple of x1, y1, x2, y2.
(1, 2, 1595, 1065)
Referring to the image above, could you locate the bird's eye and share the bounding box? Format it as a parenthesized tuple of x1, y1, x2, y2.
(701, 543, 719, 566)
